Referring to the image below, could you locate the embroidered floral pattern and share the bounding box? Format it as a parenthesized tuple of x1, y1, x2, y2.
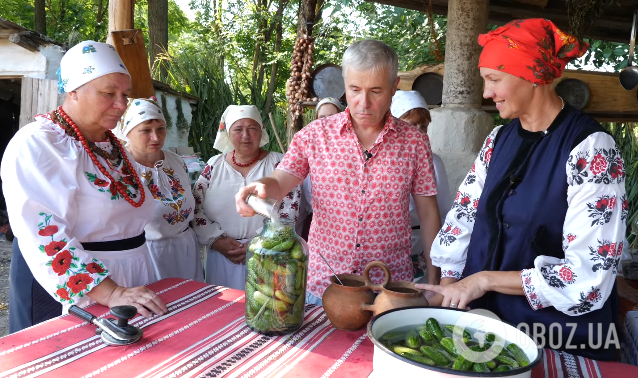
(441, 269, 462, 280)
(521, 269, 545, 310)
(586, 195, 616, 226)
(562, 233, 577, 252)
(567, 286, 602, 315)
(142, 167, 191, 225)
(438, 222, 463, 246)
(479, 137, 494, 167)
(452, 192, 477, 222)
(37, 213, 108, 304)
(201, 164, 212, 180)
(588, 239, 621, 274)
(463, 172, 476, 186)
(540, 264, 577, 289)
(567, 151, 590, 185)
(588, 148, 624, 185)
(85, 171, 139, 201)
(44, 241, 67, 256)
(568, 146, 624, 185)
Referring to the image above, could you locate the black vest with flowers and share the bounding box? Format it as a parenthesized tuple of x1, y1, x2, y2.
(463, 104, 619, 361)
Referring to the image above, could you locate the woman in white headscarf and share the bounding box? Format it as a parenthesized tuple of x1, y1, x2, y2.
(314, 97, 343, 120)
(391, 90, 451, 285)
(192, 105, 301, 290)
(2, 41, 167, 333)
(115, 98, 204, 282)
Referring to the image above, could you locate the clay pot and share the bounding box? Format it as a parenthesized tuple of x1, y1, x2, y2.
(322, 273, 379, 331)
(361, 261, 428, 317)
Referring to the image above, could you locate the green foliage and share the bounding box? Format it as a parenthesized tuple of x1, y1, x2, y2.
(0, 0, 108, 44)
(314, 0, 446, 70)
(602, 123, 638, 247)
(155, 48, 236, 160)
(0, 0, 188, 48)
(572, 39, 634, 72)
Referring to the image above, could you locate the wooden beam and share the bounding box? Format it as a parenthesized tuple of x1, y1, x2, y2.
(0, 29, 21, 38)
(8, 32, 41, 52)
(366, 0, 633, 43)
(106, 0, 134, 44)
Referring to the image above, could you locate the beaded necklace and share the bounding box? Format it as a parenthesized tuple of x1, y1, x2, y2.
(52, 110, 123, 167)
(232, 149, 261, 167)
(52, 106, 146, 208)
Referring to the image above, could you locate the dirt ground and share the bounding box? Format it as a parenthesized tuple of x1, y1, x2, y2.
(0, 235, 11, 337)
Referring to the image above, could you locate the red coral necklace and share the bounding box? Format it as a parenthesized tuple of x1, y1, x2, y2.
(232, 150, 261, 167)
(53, 106, 146, 208)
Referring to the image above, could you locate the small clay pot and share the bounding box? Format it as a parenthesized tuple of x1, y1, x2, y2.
(361, 261, 428, 317)
(322, 273, 380, 331)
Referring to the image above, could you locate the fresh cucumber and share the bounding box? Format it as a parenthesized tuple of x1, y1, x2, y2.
(419, 345, 449, 366)
(426, 318, 444, 341)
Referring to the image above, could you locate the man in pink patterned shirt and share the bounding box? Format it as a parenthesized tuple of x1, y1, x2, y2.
(236, 40, 441, 304)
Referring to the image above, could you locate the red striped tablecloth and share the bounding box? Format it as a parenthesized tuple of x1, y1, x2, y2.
(1, 278, 637, 378)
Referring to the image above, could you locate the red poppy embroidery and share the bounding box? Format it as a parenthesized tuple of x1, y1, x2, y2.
(56, 288, 71, 300)
(121, 164, 133, 175)
(44, 241, 67, 256)
(38, 225, 59, 237)
(93, 178, 109, 187)
(52, 250, 73, 276)
(68, 273, 94, 294)
(122, 175, 135, 185)
(86, 262, 105, 274)
(576, 157, 587, 172)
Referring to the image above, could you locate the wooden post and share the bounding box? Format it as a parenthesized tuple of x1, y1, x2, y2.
(106, 0, 134, 45)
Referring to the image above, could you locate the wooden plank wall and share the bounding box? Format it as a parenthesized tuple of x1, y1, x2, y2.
(19, 78, 63, 128)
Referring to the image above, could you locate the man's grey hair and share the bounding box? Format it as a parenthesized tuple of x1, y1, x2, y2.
(342, 39, 398, 83)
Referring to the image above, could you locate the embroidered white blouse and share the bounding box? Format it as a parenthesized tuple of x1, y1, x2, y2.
(192, 152, 301, 246)
(1, 115, 155, 307)
(136, 150, 195, 240)
(431, 126, 627, 315)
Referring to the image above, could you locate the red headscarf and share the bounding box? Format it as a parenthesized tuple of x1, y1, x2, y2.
(478, 19, 589, 85)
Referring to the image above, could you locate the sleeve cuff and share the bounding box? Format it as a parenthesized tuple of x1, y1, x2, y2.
(439, 264, 465, 280)
(275, 166, 306, 181)
(520, 268, 552, 311)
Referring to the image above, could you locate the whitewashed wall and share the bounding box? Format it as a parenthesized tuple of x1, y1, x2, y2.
(154, 89, 193, 149)
(0, 39, 64, 80)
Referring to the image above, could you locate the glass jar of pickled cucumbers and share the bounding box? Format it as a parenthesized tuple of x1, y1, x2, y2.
(245, 218, 308, 334)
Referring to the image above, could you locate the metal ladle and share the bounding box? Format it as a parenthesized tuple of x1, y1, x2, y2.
(620, 10, 638, 90)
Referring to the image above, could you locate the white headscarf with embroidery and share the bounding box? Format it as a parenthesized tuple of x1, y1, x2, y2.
(57, 40, 130, 94)
(213, 105, 269, 154)
(315, 97, 344, 119)
(390, 90, 428, 118)
(114, 97, 166, 142)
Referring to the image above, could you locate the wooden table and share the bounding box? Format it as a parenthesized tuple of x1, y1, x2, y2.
(1, 278, 638, 378)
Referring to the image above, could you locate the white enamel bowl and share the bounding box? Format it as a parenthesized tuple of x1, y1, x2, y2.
(367, 307, 543, 377)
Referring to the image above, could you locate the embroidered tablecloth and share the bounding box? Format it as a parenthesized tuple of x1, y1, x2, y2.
(1, 278, 637, 378)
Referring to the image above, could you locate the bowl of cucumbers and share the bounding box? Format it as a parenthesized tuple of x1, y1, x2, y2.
(367, 307, 542, 377)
